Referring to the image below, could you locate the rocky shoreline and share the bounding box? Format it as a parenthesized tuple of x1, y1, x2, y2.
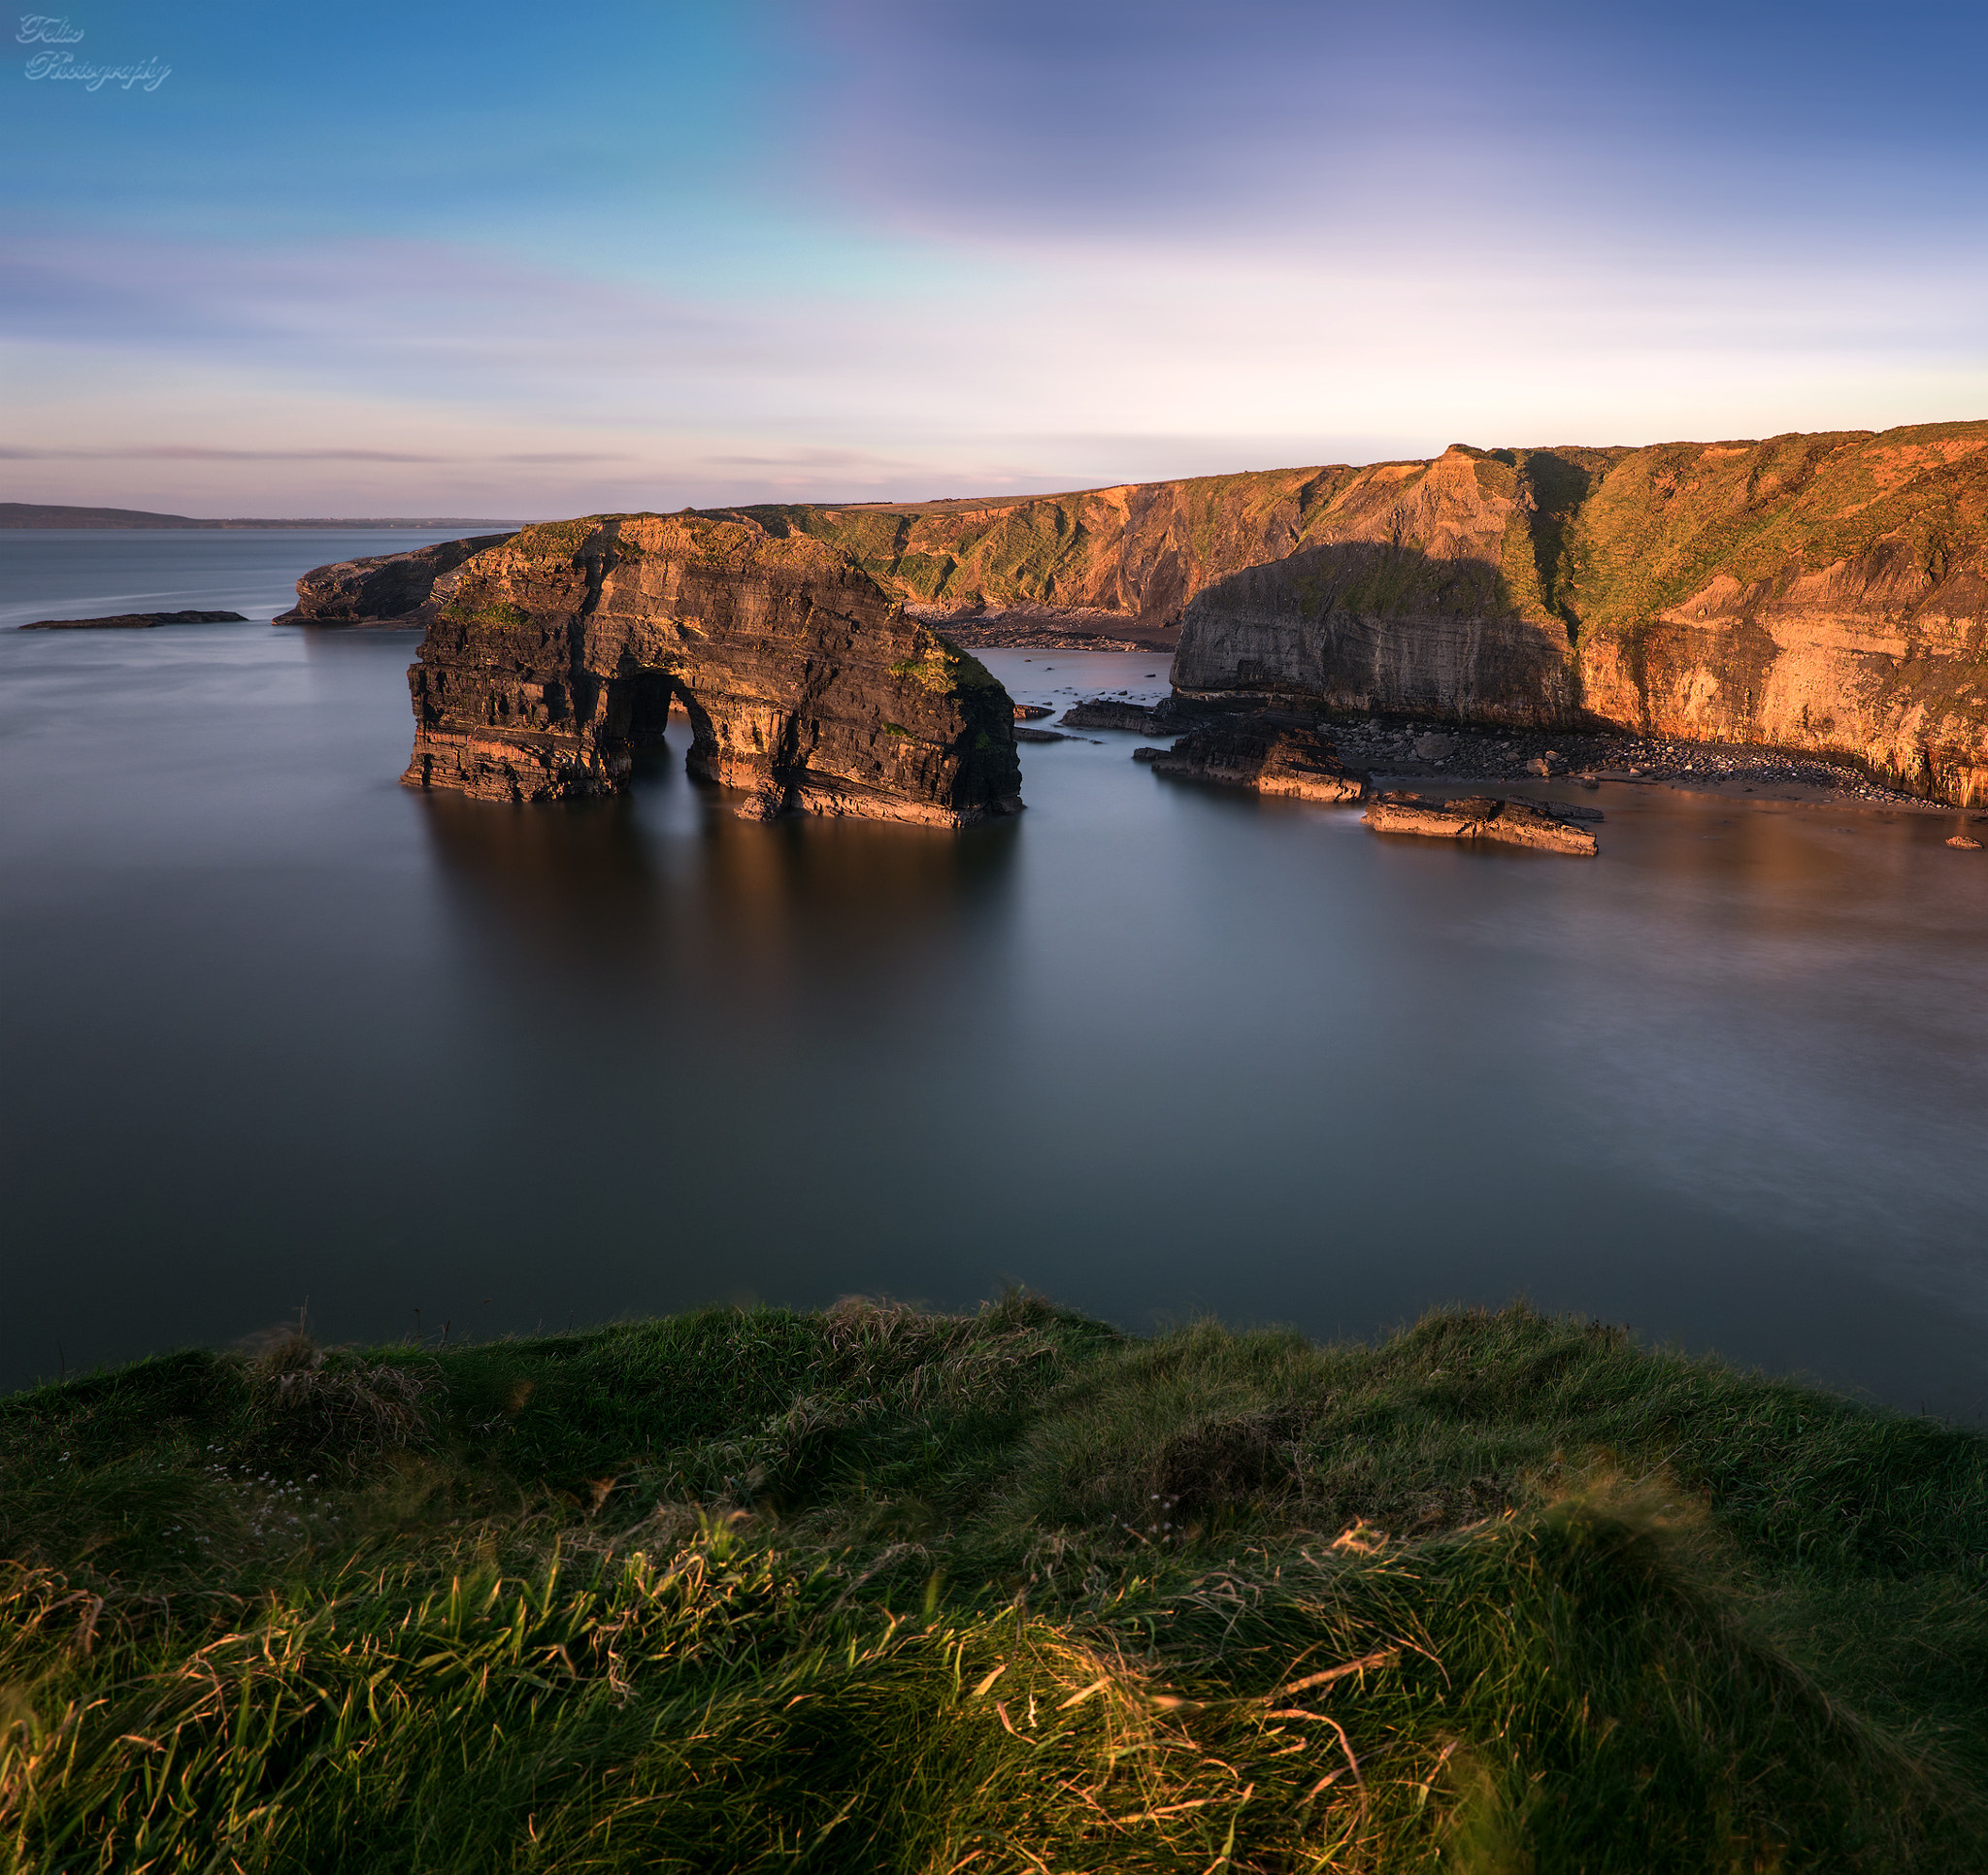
(933, 619, 1174, 653)
(1318, 717, 1948, 808)
(1062, 691, 1962, 814)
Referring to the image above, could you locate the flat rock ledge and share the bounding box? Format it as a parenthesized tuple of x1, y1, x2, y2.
(1147, 711, 1365, 804)
(1364, 791, 1602, 855)
(18, 609, 247, 630)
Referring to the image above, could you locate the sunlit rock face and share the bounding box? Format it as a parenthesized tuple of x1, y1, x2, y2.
(398, 513, 1024, 825)
(1166, 428, 1988, 807)
(733, 424, 1988, 806)
(1566, 431, 1988, 808)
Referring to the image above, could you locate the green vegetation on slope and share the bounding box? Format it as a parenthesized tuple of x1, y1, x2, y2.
(3, 1299, 1984, 1872)
(701, 425, 1988, 649)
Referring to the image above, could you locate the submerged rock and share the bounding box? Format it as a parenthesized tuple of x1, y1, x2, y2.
(1363, 791, 1601, 855)
(402, 513, 1025, 825)
(19, 609, 247, 630)
(1147, 711, 1365, 804)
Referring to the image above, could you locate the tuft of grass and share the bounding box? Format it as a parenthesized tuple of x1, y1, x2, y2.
(1, 1299, 1984, 1871)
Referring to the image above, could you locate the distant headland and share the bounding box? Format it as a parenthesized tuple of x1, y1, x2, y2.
(0, 503, 519, 530)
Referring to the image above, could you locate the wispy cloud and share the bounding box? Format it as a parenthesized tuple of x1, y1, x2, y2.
(3, 0, 1985, 513)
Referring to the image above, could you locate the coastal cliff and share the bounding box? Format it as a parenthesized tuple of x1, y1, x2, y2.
(273, 533, 516, 627)
(401, 514, 1023, 823)
(718, 423, 1988, 806)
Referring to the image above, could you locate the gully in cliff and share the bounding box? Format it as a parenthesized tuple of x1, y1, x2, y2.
(322, 513, 1024, 825)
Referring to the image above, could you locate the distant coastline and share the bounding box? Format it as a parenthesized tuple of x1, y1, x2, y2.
(0, 503, 519, 530)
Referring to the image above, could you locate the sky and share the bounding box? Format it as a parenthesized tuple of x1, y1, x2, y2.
(4, 0, 1987, 516)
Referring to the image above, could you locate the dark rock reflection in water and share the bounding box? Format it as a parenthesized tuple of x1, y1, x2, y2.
(1, 560, 1985, 1419)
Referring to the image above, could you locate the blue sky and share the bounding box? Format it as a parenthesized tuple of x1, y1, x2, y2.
(5, 0, 1986, 514)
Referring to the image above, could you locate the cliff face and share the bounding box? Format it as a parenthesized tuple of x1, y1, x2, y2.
(709, 471, 1348, 640)
(736, 423, 1988, 805)
(1560, 429, 1988, 806)
(274, 534, 516, 627)
(401, 514, 1024, 825)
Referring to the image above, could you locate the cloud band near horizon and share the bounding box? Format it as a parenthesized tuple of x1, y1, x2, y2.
(4, 0, 1985, 515)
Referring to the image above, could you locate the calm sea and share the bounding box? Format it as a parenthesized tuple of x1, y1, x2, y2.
(4, 531, 1987, 1418)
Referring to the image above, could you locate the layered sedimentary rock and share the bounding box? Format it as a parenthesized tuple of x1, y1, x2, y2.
(1147, 711, 1365, 804)
(1364, 792, 1601, 855)
(274, 534, 515, 627)
(1166, 447, 1583, 730)
(1556, 432, 1988, 806)
(400, 513, 1023, 825)
(705, 474, 1355, 647)
(728, 423, 1988, 806)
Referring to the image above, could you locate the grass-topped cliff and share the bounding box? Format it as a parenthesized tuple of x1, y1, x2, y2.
(4, 1299, 1985, 1871)
(709, 425, 1988, 800)
(706, 426, 1988, 644)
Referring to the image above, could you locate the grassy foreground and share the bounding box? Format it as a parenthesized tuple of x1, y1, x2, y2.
(2, 1299, 1985, 1873)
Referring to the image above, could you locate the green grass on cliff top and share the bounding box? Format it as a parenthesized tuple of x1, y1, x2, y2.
(3, 1299, 1985, 1874)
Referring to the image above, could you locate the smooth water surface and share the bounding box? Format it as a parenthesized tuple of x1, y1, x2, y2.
(4, 534, 1987, 1416)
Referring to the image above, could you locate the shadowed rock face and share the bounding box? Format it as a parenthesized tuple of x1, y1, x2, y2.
(1170, 450, 1579, 729)
(400, 513, 1024, 825)
(273, 534, 516, 627)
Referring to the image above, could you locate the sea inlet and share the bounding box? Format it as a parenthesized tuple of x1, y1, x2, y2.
(3, 530, 1986, 1419)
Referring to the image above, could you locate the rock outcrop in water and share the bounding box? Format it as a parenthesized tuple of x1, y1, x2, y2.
(1364, 792, 1602, 855)
(399, 514, 1024, 824)
(18, 609, 247, 630)
(274, 534, 516, 627)
(1059, 699, 1161, 732)
(718, 424, 1988, 806)
(1147, 710, 1365, 804)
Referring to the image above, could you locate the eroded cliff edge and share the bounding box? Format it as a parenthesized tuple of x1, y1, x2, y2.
(274, 534, 517, 627)
(715, 423, 1988, 806)
(399, 513, 1023, 824)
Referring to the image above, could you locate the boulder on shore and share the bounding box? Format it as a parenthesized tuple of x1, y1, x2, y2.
(1363, 791, 1601, 855)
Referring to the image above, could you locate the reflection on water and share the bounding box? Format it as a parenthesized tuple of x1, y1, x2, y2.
(417, 743, 1020, 1017)
(2, 598, 1986, 1421)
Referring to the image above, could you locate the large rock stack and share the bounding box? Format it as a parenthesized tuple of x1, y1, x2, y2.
(397, 513, 1024, 826)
